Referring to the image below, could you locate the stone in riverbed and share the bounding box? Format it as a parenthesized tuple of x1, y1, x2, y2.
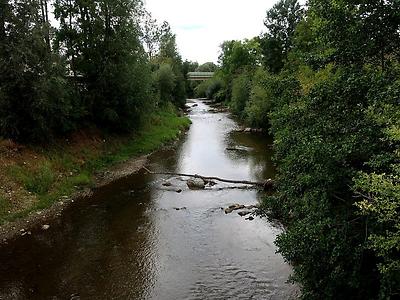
(238, 210, 252, 217)
(187, 178, 205, 190)
(224, 204, 246, 214)
(174, 207, 187, 211)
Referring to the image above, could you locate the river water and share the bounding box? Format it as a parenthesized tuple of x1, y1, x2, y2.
(0, 100, 296, 299)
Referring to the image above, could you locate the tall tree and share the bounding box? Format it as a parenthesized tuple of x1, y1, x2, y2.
(153, 21, 186, 107)
(308, 0, 400, 67)
(261, 0, 304, 72)
(54, 0, 151, 130)
(0, 0, 74, 141)
(140, 11, 161, 60)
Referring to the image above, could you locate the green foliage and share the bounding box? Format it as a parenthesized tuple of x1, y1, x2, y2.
(196, 62, 218, 72)
(268, 69, 363, 297)
(150, 21, 187, 108)
(194, 80, 208, 98)
(219, 39, 261, 76)
(55, 0, 152, 132)
(0, 0, 189, 142)
(154, 64, 176, 104)
(230, 73, 251, 118)
(217, 38, 261, 107)
(0, 0, 77, 142)
(2, 108, 190, 224)
(308, 0, 400, 67)
(267, 67, 400, 299)
(244, 68, 274, 129)
(0, 195, 11, 218)
(261, 0, 304, 73)
(214, 0, 399, 298)
(352, 80, 400, 297)
(182, 60, 199, 98)
(354, 171, 400, 298)
(194, 77, 224, 100)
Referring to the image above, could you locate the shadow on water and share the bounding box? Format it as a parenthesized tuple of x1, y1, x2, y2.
(0, 100, 297, 300)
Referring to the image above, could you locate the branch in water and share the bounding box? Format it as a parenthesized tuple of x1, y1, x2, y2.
(143, 167, 274, 190)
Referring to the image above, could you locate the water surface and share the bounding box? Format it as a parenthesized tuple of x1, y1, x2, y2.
(0, 100, 296, 299)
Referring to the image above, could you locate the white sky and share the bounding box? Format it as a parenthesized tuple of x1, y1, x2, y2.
(144, 0, 283, 64)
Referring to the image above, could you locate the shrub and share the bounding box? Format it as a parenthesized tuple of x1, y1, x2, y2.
(230, 73, 251, 118)
(266, 67, 398, 299)
(245, 68, 273, 129)
(154, 64, 176, 104)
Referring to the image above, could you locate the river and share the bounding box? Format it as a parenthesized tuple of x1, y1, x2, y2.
(0, 99, 296, 299)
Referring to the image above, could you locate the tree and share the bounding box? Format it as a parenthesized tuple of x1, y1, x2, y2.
(0, 0, 75, 141)
(54, 0, 151, 131)
(152, 21, 186, 107)
(196, 62, 218, 72)
(219, 39, 261, 76)
(308, 0, 400, 67)
(141, 11, 161, 60)
(154, 64, 176, 104)
(182, 60, 199, 98)
(261, 0, 304, 72)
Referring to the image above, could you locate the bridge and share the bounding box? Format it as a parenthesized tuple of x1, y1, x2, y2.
(187, 72, 214, 81)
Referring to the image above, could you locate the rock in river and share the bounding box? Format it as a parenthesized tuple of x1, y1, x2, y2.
(187, 178, 205, 190)
(238, 210, 252, 217)
(224, 204, 246, 214)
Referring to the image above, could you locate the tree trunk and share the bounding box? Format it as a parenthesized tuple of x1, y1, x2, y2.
(68, 0, 76, 78)
(143, 167, 274, 190)
(0, 0, 7, 41)
(44, 0, 51, 52)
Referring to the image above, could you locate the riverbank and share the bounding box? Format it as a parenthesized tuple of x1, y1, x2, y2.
(0, 108, 191, 243)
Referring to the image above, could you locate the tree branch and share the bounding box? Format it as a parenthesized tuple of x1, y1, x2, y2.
(143, 167, 274, 190)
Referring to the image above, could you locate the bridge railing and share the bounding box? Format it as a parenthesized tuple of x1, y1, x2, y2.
(187, 72, 214, 81)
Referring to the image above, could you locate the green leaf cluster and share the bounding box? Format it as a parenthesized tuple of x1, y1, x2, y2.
(0, 0, 190, 142)
(215, 0, 400, 298)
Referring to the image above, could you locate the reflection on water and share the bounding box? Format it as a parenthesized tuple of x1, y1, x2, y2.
(0, 100, 296, 299)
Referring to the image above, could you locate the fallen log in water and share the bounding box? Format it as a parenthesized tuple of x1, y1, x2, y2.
(143, 167, 274, 190)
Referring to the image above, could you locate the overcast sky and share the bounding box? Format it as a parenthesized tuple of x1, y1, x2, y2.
(144, 0, 283, 64)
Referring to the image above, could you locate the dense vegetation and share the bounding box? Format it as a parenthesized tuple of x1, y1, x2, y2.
(1, 0, 399, 298)
(211, 0, 400, 298)
(0, 0, 193, 142)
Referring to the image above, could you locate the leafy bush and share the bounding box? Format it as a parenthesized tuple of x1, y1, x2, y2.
(154, 64, 176, 104)
(194, 80, 209, 98)
(266, 67, 399, 299)
(230, 73, 252, 118)
(206, 78, 224, 100)
(245, 68, 273, 129)
(0, 0, 78, 142)
(194, 77, 224, 100)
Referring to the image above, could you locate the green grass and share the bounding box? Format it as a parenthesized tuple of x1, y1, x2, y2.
(1, 109, 190, 224)
(8, 162, 55, 195)
(0, 195, 11, 216)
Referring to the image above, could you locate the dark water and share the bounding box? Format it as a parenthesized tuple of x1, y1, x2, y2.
(0, 100, 296, 299)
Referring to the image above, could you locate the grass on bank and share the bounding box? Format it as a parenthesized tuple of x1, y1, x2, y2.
(0, 108, 191, 224)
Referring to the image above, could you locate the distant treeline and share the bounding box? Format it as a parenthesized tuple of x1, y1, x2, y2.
(208, 0, 400, 299)
(0, 0, 201, 142)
